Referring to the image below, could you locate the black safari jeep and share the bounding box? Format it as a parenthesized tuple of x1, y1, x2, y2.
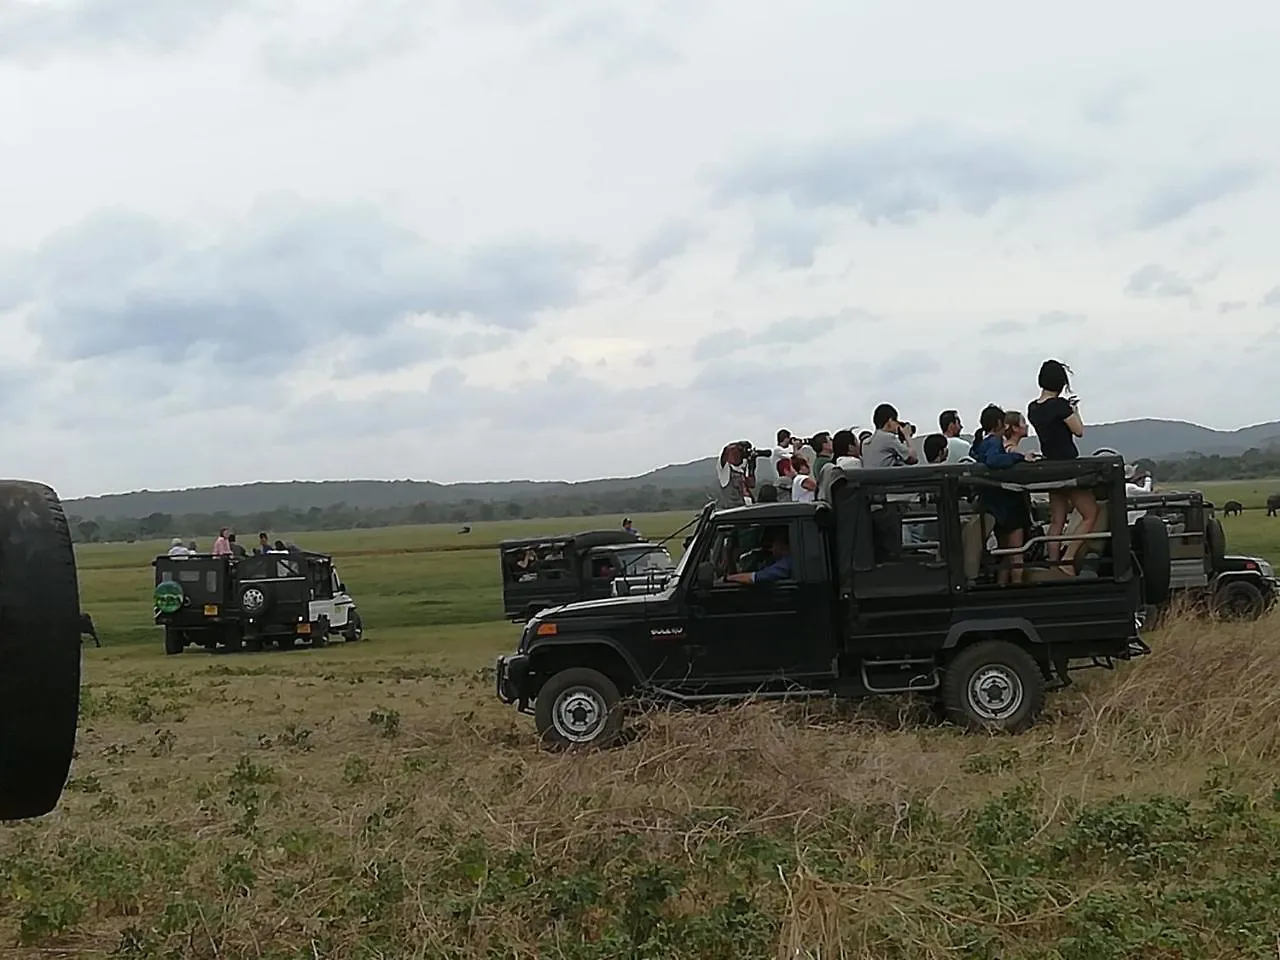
(152, 554, 241, 653)
(495, 456, 1169, 745)
(1129, 490, 1278, 619)
(153, 548, 361, 653)
(500, 530, 671, 621)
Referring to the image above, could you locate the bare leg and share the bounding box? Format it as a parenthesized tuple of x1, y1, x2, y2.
(1047, 492, 1069, 562)
(1061, 490, 1100, 564)
(1007, 528, 1025, 584)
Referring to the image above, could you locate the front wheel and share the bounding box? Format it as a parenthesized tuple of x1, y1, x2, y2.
(534, 668, 624, 749)
(1215, 579, 1266, 620)
(941, 641, 1046, 734)
(344, 610, 364, 642)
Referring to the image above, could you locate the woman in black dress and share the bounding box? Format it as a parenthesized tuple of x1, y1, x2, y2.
(1027, 360, 1096, 566)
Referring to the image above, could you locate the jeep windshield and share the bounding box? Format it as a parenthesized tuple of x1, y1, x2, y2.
(613, 546, 675, 575)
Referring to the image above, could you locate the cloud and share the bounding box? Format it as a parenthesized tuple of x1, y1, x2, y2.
(739, 206, 829, 270)
(1218, 301, 1248, 314)
(716, 124, 1079, 224)
(1124, 264, 1195, 299)
(1038, 310, 1084, 327)
(546, 8, 681, 75)
(1133, 165, 1262, 229)
(629, 219, 700, 279)
(0, 196, 586, 372)
(690, 308, 870, 361)
(983, 319, 1023, 335)
(1079, 76, 1146, 127)
(0, 0, 249, 62)
(1262, 287, 1280, 308)
(257, 0, 427, 85)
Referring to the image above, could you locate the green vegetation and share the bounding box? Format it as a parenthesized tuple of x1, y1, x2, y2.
(8, 506, 1280, 955)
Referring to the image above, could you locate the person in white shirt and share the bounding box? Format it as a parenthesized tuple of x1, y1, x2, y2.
(791, 456, 818, 502)
(167, 538, 191, 557)
(1125, 465, 1154, 524)
(770, 429, 795, 471)
(832, 429, 863, 469)
(939, 410, 971, 462)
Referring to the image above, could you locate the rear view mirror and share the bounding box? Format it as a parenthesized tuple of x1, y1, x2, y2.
(695, 561, 715, 591)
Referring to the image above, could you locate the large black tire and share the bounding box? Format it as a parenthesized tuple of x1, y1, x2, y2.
(1205, 518, 1227, 573)
(534, 667, 624, 749)
(0, 481, 83, 821)
(163, 628, 183, 655)
(1214, 579, 1266, 620)
(941, 641, 1046, 734)
(1132, 514, 1172, 606)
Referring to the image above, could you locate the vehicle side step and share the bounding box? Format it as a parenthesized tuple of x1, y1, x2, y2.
(859, 658, 940, 694)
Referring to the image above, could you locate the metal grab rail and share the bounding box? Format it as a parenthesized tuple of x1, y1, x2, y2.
(988, 531, 1111, 557)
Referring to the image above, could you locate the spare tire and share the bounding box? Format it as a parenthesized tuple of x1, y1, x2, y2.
(1205, 518, 1227, 573)
(239, 583, 270, 616)
(1132, 514, 1172, 606)
(0, 481, 82, 821)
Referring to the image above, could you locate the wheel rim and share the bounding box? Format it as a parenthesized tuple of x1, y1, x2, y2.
(1224, 588, 1259, 618)
(966, 665, 1024, 721)
(551, 686, 608, 742)
(242, 588, 265, 611)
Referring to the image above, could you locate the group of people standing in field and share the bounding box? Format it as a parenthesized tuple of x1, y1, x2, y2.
(716, 358, 1102, 581)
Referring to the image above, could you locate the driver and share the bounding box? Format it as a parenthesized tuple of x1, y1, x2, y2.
(724, 527, 791, 585)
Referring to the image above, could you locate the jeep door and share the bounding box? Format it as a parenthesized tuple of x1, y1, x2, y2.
(679, 517, 825, 684)
(846, 482, 955, 656)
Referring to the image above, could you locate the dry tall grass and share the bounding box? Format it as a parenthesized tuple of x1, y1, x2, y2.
(4, 612, 1280, 958)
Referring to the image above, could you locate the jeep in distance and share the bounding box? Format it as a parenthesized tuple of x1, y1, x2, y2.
(499, 530, 673, 621)
(1130, 490, 1278, 620)
(495, 456, 1168, 746)
(152, 548, 364, 653)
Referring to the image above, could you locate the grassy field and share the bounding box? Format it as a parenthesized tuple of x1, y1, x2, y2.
(8, 500, 1280, 956)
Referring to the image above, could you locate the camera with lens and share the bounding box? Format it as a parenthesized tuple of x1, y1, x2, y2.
(732, 441, 768, 476)
(896, 421, 915, 444)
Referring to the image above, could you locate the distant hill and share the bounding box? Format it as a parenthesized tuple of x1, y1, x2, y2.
(64, 418, 1280, 521)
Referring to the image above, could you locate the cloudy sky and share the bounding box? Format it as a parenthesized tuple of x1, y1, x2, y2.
(2, 0, 1277, 498)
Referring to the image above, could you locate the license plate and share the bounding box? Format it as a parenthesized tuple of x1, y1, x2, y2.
(203, 605, 218, 616)
(297, 623, 311, 634)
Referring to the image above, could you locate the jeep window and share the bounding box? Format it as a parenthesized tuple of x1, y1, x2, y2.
(275, 558, 301, 578)
(705, 522, 795, 582)
(502, 543, 571, 583)
(851, 484, 949, 598)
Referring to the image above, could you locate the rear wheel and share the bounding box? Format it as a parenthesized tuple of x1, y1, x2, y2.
(941, 641, 1045, 734)
(312, 617, 330, 648)
(276, 635, 296, 651)
(163, 627, 184, 656)
(534, 668, 624, 749)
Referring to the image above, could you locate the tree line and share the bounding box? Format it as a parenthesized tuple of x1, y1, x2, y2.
(67, 485, 713, 543)
(1149, 448, 1280, 483)
(66, 448, 1280, 544)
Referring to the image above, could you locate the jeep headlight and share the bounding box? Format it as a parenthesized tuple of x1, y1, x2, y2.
(1260, 560, 1275, 579)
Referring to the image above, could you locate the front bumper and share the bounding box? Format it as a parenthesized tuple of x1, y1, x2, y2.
(495, 654, 531, 710)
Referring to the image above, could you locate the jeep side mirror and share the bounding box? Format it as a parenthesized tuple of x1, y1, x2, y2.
(695, 561, 715, 591)
(336, 582, 345, 593)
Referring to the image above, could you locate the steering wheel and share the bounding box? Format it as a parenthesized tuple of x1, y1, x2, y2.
(1091, 446, 1122, 458)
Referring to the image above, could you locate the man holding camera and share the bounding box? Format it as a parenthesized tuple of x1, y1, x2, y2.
(715, 442, 752, 508)
(864, 403, 919, 467)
